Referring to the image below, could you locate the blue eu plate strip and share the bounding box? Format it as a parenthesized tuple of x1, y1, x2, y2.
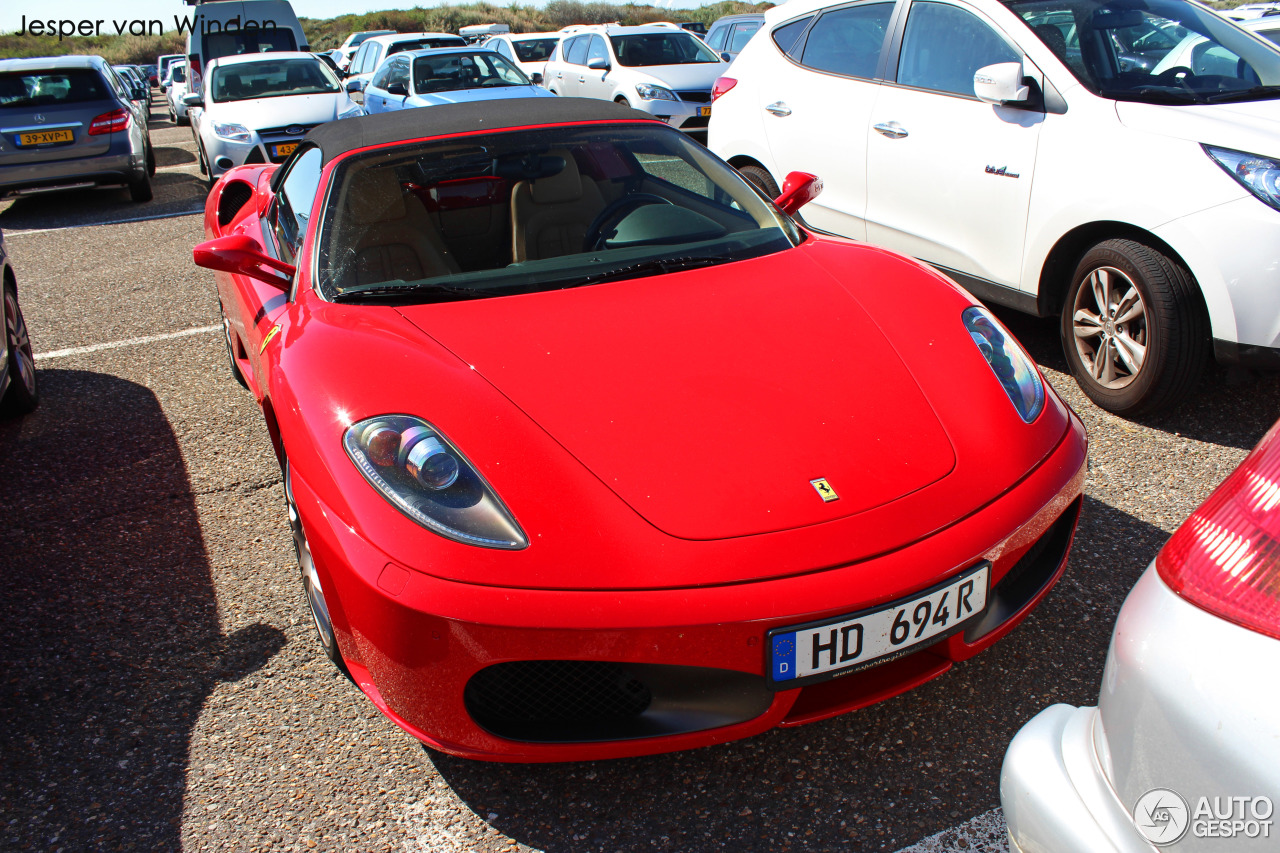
(771, 633, 796, 682)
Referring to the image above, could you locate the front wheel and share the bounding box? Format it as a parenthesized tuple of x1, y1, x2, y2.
(284, 457, 344, 670)
(1, 281, 38, 416)
(1061, 238, 1207, 416)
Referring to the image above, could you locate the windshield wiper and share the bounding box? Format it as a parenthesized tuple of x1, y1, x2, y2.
(1203, 85, 1280, 104)
(333, 279, 505, 303)
(552, 255, 735, 289)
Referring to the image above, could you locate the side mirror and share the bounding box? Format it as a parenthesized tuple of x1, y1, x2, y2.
(386, 82, 408, 96)
(721, 52, 732, 62)
(587, 57, 609, 71)
(773, 171, 822, 215)
(193, 234, 294, 290)
(531, 72, 543, 85)
(182, 93, 202, 107)
(346, 79, 366, 93)
(973, 61, 1030, 105)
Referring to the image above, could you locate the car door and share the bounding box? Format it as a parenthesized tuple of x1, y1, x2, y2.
(579, 35, 614, 100)
(864, 0, 1042, 289)
(757, 3, 897, 241)
(550, 36, 588, 96)
(363, 58, 398, 114)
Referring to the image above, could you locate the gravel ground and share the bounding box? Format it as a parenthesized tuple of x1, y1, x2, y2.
(1, 107, 1278, 853)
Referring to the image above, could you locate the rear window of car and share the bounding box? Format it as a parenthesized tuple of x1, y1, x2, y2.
(203, 27, 298, 64)
(387, 37, 468, 56)
(0, 69, 111, 109)
(609, 32, 723, 66)
(772, 16, 815, 56)
(514, 38, 560, 62)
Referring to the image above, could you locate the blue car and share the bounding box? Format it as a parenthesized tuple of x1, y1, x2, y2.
(360, 47, 556, 115)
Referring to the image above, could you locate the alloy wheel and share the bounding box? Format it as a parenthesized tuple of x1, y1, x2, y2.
(1071, 265, 1149, 390)
(4, 288, 36, 397)
(284, 461, 337, 659)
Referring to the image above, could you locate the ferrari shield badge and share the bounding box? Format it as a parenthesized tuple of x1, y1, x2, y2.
(810, 478, 839, 502)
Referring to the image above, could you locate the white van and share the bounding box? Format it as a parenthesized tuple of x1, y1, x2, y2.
(460, 23, 511, 43)
(181, 0, 308, 95)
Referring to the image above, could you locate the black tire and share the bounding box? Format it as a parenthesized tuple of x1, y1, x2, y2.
(145, 141, 156, 176)
(220, 301, 248, 389)
(1, 281, 38, 417)
(614, 95, 631, 108)
(738, 163, 780, 199)
(1060, 238, 1208, 417)
(127, 171, 153, 202)
(283, 456, 346, 672)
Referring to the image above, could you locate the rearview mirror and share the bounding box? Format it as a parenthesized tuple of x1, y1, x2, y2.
(773, 171, 822, 215)
(193, 234, 294, 291)
(973, 62, 1030, 105)
(182, 93, 202, 107)
(387, 82, 408, 96)
(587, 57, 609, 71)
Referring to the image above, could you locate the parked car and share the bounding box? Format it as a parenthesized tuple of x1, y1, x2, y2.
(191, 98, 1087, 762)
(361, 47, 556, 115)
(542, 24, 727, 132)
(140, 64, 159, 87)
(705, 13, 765, 62)
(184, 0, 308, 98)
(112, 65, 150, 109)
(0, 55, 154, 202)
(678, 21, 708, 36)
(185, 53, 361, 185)
(166, 63, 190, 125)
(481, 32, 562, 83)
(345, 33, 468, 99)
(0, 229, 37, 417)
(157, 53, 185, 92)
(1226, 2, 1280, 20)
(1002, 417, 1280, 852)
(710, 0, 1280, 416)
(334, 31, 395, 73)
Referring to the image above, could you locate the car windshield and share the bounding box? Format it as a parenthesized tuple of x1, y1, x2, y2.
(413, 52, 531, 92)
(609, 32, 723, 66)
(0, 69, 110, 108)
(513, 38, 560, 62)
(211, 59, 340, 103)
(1007, 0, 1280, 103)
(387, 37, 468, 57)
(317, 125, 801, 302)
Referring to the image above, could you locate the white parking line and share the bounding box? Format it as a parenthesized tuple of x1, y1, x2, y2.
(893, 808, 1010, 853)
(34, 324, 220, 361)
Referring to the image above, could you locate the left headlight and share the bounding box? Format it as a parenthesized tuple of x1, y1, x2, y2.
(343, 415, 527, 550)
(635, 83, 679, 101)
(963, 306, 1044, 423)
(1205, 145, 1280, 212)
(338, 103, 364, 120)
(212, 121, 252, 142)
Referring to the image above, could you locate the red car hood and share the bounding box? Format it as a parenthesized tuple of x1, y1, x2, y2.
(395, 249, 956, 540)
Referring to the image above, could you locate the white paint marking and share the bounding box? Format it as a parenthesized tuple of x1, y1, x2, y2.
(894, 808, 1010, 853)
(6, 207, 204, 236)
(35, 324, 220, 361)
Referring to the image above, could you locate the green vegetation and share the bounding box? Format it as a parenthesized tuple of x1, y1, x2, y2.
(0, 2, 772, 64)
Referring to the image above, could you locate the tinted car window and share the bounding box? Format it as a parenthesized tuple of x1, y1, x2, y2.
(204, 27, 297, 64)
(413, 52, 529, 92)
(514, 38, 560, 62)
(0, 69, 112, 108)
(897, 2, 1018, 95)
(707, 24, 729, 51)
(586, 35, 609, 66)
(610, 32, 722, 66)
(565, 35, 590, 65)
(387, 37, 467, 57)
(729, 22, 761, 52)
(801, 4, 894, 78)
(772, 16, 815, 56)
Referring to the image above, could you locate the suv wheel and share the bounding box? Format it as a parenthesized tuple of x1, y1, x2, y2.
(1061, 238, 1207, 416)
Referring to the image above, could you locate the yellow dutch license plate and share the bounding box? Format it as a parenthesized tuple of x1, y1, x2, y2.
(17, 129, 74, 146)
(272, 142, 298, 158)
(699, 106, 712, 117)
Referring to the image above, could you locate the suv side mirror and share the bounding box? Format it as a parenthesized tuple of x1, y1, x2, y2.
(587, 57, 609, 71)
(386, 82, 408, 96)
(721, 52, 732, 62)
(182, 93, 203, 107)
(773, 171, 822, 215)
(193, 234, 294, 291)
(974, 62, 1030, 105)
(531, 72, 543, 86)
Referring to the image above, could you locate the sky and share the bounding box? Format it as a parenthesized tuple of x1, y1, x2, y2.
(1, 0, 701, 34)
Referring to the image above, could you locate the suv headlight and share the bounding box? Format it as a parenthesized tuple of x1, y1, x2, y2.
(1205, 145, 1280, 212)
(343, 415, 527, 549)
(963, 306, 1045, 423)
(212, 121, 252, 142)
(635, 83, 679, 101)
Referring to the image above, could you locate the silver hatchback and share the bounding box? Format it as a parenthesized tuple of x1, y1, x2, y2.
(0, 55, 155, 202)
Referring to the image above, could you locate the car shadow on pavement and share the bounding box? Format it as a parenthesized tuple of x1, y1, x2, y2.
(0, 173, 210, 232)
(154, 145, 199, 168)
(420, 495, 1165, 853)
(0, 369, 284, 850)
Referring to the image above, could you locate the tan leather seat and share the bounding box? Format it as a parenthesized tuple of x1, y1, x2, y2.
(335, 167, 460, 288)
(510, 150, 605, 262)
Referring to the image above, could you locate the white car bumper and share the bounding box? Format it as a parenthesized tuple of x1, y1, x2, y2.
(1002, 566, 1280, 853)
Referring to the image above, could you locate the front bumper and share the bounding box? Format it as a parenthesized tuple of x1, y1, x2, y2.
(296, 415, 1086, 762)
(1002, 566, 1280, 852)
(630, 96, 712, 131)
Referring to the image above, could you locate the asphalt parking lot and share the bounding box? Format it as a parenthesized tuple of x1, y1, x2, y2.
(1, 101, 1278, 853)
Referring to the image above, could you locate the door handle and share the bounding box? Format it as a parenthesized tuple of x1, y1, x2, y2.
(765, 101, 791, 117)
(873, 121, 908, 139)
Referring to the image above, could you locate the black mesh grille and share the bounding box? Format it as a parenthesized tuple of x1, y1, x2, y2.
(243, 146, 265, 165)
(677, 90, 712, 103)
(256, 123, 320, 137)
(466, 661, 652, 726)
(217, 181, 253, 227)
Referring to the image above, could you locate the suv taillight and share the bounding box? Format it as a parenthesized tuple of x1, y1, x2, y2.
(712, 76, 737, 101)
(88, 108, 130, 135)
(1157, 419, 1280, 640)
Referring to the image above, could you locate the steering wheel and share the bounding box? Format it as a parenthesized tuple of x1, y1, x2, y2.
(1154, 66, 1194, 86)
(582, 194, 672, 251)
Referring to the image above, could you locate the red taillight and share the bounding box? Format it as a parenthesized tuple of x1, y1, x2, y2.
(88, 108, 130, 135)
(712, 76, 738, 101)
(1157, 419, 1280, 640)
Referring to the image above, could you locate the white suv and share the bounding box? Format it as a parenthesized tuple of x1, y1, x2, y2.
(543, 25, 727, 132)
(709, 0, 1280, 415)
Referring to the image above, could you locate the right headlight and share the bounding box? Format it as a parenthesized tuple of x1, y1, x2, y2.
(212, 121, 252, 143)
(1205, 145, 1280, 212)
(343, 415, 527, 550)
(635, 83, 679, 101)
(963, 306, 1045, 423)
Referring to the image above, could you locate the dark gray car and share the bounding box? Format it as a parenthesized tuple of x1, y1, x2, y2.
(0, 55, 155, 202)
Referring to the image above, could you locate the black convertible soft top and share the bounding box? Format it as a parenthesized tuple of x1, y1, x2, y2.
(305, 97, 656, 165)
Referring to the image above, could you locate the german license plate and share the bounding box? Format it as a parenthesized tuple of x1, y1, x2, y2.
(272, 142, 298, 158)
(699, 106, 712, 117)
(767, 563, 989, 688)
(17, 129, 74, 146)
